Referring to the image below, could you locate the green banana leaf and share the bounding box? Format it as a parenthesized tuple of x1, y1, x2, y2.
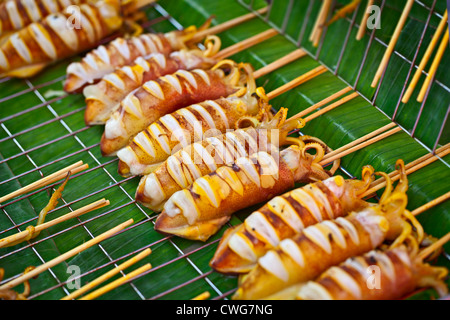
(0, 0, 448, 300)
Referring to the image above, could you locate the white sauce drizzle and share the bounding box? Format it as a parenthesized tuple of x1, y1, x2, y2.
(133, 131, 156, 158)
(111, 38, 131, 60)
(190, 104, 216, 129)
(245, 211, 279, 247)
(258, 251, 289, 282)
(303, 224, 333, 254)
(148, 123, 171, 155)
(335, 217, 360, 245)
(142, 80, 165, 100)
(176, 70, 198, 89)
(204, 100, 229, 128)
(228, 233, 257, 262)
(10, 33, 32, 63)
(279, 238, 305, 267)
(46, 13, 78, 51)
(143, 173, 166, 205)
(162, 75, 182, 94)
(6, 1, 23, 30)
(267, 196, 304, 232)
(290, 188, 324, 223)
(29, 23, 57, 60)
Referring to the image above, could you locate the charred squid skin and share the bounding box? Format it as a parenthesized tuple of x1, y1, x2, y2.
(65, 19, 214, 93)
(232, 160, 425, 300)
(153, 142, 336, 242)
(294, 245, 448, 300)
(83, 40, 221, 125)
(0, 0, 123, 78)
(209, 167, 375, 275)
(100, 60, 249, 157)
(0, 0, 84, 35)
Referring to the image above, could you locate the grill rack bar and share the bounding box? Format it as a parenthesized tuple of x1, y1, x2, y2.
(0, 0, 447, 301)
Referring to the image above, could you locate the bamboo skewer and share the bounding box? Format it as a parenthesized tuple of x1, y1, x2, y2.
(412, 191, 450, 217)
(253, 48, 307, 79)
(417, 28, 449, 103)
(402, 10, 448, 103)
(189, 7, 269, 44)
(288, 86, 353, 121)
(310, 0, 333, 47)
(214, 28, 279, 60)
(319, 126, 402, 166)
(61, 248, 152, 300)
(0, 161, 88, 204)
(0, 198, 110, 249)
(321, 122, 397, 162)
(303, 92, 360, 123)
(266, 65, 327, 100)
(361, 144, 450, 198)
(79, 263, 152, 300)
(356, 0, 375, 40)
(371, 0, 415, 88)
(0, 219, 134, 291)
(418, 232, 450, 260)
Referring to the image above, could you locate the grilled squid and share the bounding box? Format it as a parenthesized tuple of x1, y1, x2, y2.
(134, 107, 306, 212)
(64, 19, 213, 93)
(0, 0, 84, 38)
(83, 35, 222, 125)
(116, 67, 268, 177)
(210, 165, 375, 274)
(0, 0, 124, 78)
(268, 242, 448, 300)
(233, 160, 425, 300)
(154, 138, 339, 242)
(100, 60, 252, 156)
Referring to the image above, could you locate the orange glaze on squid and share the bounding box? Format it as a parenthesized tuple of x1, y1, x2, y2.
(0, 0, 123, 78)
(100, 60, 253, 157)
(232, 160, 425, 300)
(210, 165, 375, 274)
(83, 36, 222, 125)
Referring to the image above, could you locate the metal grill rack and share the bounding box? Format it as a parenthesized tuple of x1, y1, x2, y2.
(0, 0, 449, 300)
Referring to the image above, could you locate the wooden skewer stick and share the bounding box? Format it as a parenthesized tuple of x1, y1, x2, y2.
(402, 10, 448, 103)
(303, 92, 360, 123)
(288, 86, 353, 122)
(361, 144, 450, 198)
(356, 0, 375, 40)
(192, 291, 211, 300)
(267, 65, 327, 100)
(319, 126, 402, 166)
(367, 143, 450, 190)
(253, 48, 307, 79)
(0, 198, 110, 249)
(412, 191, 450, 217)
(418, 232, 450, 260)
(310, 0, 333, 47)
(0, 219, 134, 291)
(79, 263, 152, 300)
(122, 0, 156, 15)
(417, 28, 449, 103)
(190, 7, 269, 44)
(0, 161, 88, 204)
(371, 0, 415, 88)
(61, 248, 152, 300)
(214, 28, 279, 60)
(322, 122, 397, 162)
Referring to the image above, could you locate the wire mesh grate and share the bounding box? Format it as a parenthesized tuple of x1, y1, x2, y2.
(0, 0, 448, 300)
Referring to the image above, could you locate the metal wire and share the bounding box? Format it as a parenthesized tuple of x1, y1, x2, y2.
(0, 0, 448, 301)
